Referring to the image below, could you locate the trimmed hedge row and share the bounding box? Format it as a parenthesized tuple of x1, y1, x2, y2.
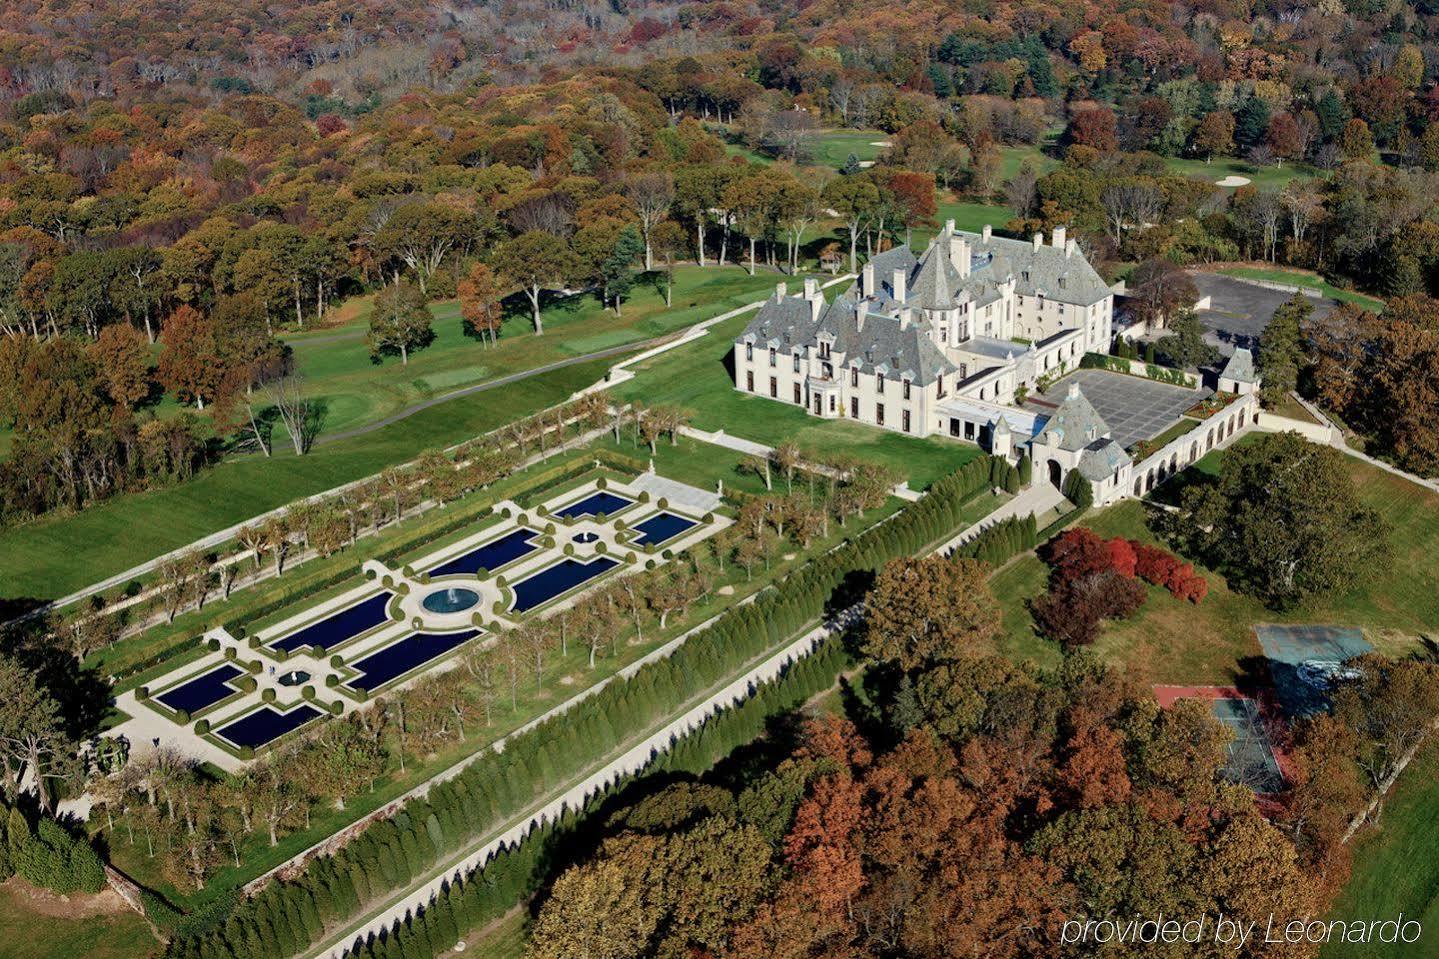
(162, 457, 997, 959)
(340, 640, 855, 959)
(951, 514, 1039, 567)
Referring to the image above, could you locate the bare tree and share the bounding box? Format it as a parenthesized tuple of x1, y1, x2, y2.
(263, 373, 319, 455)
(626, 171, 675, 270)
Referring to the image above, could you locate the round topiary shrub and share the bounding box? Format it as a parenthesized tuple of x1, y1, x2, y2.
(175, 709, 191, 724)
(658, 496, 669, 509)
(262, 689, 276, 704)
(382, 575, 395, 589)
(500, 505, 513, 518)
(194, 719, 210, 735)
(661, 549, 674, 560)
(496, 574, 508, 588)
(596, 542, 608, 555)
(224, 646, 237, 660)
(491, 600, 505, 615)
(544, 522, 556, 535)
(330, 700, 344, 715)
(353, 689, 369, 703)
(614, 518, 627, 531)
(476, 568, 490, 581)
(702, 512, 715, 524)
(247, 659, 262, 674)
(312, 645, 327, 659)
(597, 477, 608, 490)
(303, 685, 316, 699)
(626, 551, 638, 563)
(247, 636, 261, 649)
(274, 647, 289, 662)
(518, 512, 530, 526)
(233, 625, 248, 639)
(207, 637, 221, 652)
(330, 654, 344, 669)
(537, 505, 550, 517)
(595, 511, 607, 523)
(136, 686, 149, 701)
(411, 616, 423, 629)
(638, 491, 650, 503)
(365, 568, 378, 580)
(398, 582, 411, 595)
(402, 564, 416, 578)
(325, 675, 339, 688)
(471, 612, 484, 628)
(239, 676, 257, 692)
(419, 572, 431, 584)
(563, 543, 575, 556)
(645, 559, 657, 570)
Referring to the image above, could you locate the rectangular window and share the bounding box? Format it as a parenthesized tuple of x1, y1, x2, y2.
(746, 371, 754, 391)
(829, 395, 836, 413)
(964, 421, 975, 440)
(902, 409, 911, 433)
(936, 373, 945, 397)
(745, 343, 753, 361)
(902, 380, 911, 400)
(949, 418, 960, 437)
(850, 396, 859, 418)
(793, 383, 802, 403)
(792, 354, 800, 372)
(876, 403, 886, 426)
(850, 367, 858, 388)
(768, 348, 776, 367)
(820, 342, 831, 359)
(875, 372, 884, 391)
(769, 377, 777, 398)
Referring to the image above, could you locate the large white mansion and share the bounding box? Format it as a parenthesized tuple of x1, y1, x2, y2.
(731, 221, 1260, 503)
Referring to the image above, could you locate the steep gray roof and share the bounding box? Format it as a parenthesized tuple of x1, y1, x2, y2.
(1221, 347, 1257, 384)
(1078, 437, 1130, 481)
(738, 293, 821, 354)
(967, 232, 1111, 306)
(1037, 383, 1111, 452)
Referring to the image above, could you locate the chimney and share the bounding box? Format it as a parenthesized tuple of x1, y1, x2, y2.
(1065, 239, 1076, 258)
(1052, 225, 1067, 249)
(803, 277, 818, 299)
(982, 224, 992, 242)
(1032, 232, 1043, 251)
(899, 308, 912, 330)
(861, 262, 875, 296)
(944, 218, 956, 234)
(950, 235, 971, 279)
(809, 295, 822, 322)
(775, 282, 787, 301)
(892, 267, 907, 304)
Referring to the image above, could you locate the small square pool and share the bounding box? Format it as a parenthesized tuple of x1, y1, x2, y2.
(553, 490, 634, 520)
(214, 703, 323, 750)
(630, 511, 698, 547)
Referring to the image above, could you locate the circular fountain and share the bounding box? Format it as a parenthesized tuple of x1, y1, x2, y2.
(421, 586, 480, 615)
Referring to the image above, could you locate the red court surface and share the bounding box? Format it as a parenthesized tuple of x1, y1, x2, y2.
(1154, 685, 1295, 795)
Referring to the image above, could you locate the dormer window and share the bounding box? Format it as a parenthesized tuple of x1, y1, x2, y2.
(819, 341, 831, 359)
(902, 379, 912, 400)
(1022, 270, 1030, 283)
(850, 367, 858, 388)
(1058, 277, 1067, 289)
(875, 371, 884, 391)
(746, 343, 753, 361)
(769, 347, 777, 367)
(793, 354, 801, 372)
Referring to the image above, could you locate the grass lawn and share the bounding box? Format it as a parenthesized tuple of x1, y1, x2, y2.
(283, 266, 786, 437)
(1323, 742, 1439, 958)
(990, 450, 1439, 685)
(0, 357, 619, 603)
(1163, 155, 1319, 191)
(718, 127, 889, 170)
(1216, 266, 1386, 312)
(608, 312, 984, 490)
(0, 879, 158, 959)
(1268, 393, 1324, 424)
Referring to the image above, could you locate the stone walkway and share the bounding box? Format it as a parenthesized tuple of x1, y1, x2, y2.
(935, 481, 1066, 554)
(679, 425, 926, 502)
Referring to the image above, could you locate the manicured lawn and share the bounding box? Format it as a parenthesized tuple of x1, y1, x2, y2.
(989, 452, 1439, 685)
(0, 880, 158, 959)
(282, 266, 787, 436)
(1216, 266, 1386, 311)
(0, 357, 619, 603)
(1163, 155, 1319, 191)
(1324, 743, 1439, 958)
(718, 127, 889, 170)
(608, 313, 984, 490)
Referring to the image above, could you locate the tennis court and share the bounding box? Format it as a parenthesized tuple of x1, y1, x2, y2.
(1155, 686, 1288, 794)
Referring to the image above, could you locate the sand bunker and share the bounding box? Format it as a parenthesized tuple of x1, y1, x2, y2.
(1215, 175, 1251, 187)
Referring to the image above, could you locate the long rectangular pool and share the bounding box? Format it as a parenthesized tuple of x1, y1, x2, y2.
(156, 663, 245, 715)
(630, 511, 698, 547)
(344, 628, 481, 693)
(214, 703, 323, 750)
(428, 527, 540, 577)
(269, 592, 392, 653)
(554, 490, 634, 520)
(511, 557, 619, 613)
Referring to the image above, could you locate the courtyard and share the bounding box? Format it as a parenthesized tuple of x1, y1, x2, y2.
(1191, 272, 1337, 355)
(1028, 368, 1208, 450)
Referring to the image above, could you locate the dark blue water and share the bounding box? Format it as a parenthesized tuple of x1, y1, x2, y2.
(421, 587, 480, 614)
(428, 528, 540, 577)
(269, 592, 392, 653)
(511, 557, 619, 612)
(554, 491, 633, 519)
(215, 703, 323, 749)
(344, 629, 481, 692)
(155, 664, 244, 715)
(631, 511, 697, 547)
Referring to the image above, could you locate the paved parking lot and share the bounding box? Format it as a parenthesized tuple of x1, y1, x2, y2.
(1192, 273, 1335, 354)
(1031, 368, 1208, 449)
